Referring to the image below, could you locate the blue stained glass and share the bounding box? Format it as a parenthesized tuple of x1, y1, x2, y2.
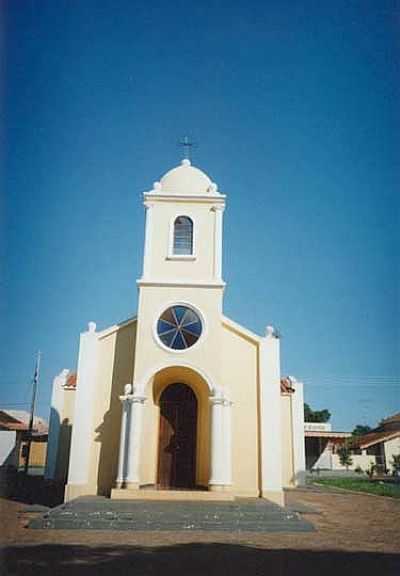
(174, 306, 187, 324)
(158, 320, 175, 334)
(181, 309, 198, 325)
(182, 322, 201, 336)
(160, 331, 175, 347)
(173, 331, 186, 349)
(157, 305, 202, 350)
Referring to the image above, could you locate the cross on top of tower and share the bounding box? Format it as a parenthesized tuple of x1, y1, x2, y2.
(178, 136, 197, 161)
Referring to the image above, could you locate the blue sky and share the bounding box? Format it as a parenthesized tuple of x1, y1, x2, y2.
(2, 0, 399, 430)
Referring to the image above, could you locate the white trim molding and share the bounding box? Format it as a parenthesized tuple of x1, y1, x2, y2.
(136, 361, 216, 396)
(137, 279, 226, 289)
(143, 192, 226, 204)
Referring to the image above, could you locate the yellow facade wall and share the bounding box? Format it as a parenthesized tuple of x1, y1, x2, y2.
(221, 322, 259, 496)
(88, 320, 137, 496)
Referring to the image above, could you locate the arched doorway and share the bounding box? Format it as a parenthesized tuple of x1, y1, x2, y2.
(157, 383, 197, 489)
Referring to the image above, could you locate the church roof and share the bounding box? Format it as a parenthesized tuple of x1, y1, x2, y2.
(158, 159, 219, 196)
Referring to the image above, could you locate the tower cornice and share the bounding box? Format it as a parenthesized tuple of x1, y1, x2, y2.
(143, 192, 226, 204)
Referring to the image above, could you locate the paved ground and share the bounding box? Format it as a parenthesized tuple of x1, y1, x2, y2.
(1, 486, 400, 575)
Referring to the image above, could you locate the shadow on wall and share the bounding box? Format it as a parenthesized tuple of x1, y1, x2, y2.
(95, 322, 137, 496)
(56, 418, 72, 484)
(305, 437, 329, 470)
(3, 544, 400, 576)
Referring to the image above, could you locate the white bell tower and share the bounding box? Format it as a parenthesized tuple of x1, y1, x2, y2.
(131, 158, 226, 395)
(139, 158, 226, 288)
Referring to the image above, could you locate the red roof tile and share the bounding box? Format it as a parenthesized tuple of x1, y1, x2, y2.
(381, 412, 400, 425)
(64, 372, 77, 389)
(0, 410, 28, 431)
(352, 429, 400, 449)
(280, 377, 295, 394)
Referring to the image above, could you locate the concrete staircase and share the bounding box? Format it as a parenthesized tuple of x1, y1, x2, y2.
(28, 496, 315, 532)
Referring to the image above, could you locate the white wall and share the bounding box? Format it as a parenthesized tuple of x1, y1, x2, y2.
(0, 431, 18, 467)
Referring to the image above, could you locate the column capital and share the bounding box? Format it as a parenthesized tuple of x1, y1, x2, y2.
(209, 388, 232, 406)
(211, 204, 225, 212)
(119, 384, 146, 404)
(210, 396, 225, 406)
(144, 201, 154, 210)
(119, 394, 146, 405)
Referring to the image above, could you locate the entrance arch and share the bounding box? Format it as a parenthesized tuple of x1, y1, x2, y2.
(157, 383, 197, 488)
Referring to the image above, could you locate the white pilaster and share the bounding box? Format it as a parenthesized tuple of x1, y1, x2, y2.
(67, 322, 98, 488)
(45, 369, 69, 480)
(209, 390, 232, 490)
(289, 376, 306, 486)
(142, 202, 153, 279)
(212, 205, 224, 280)
(259, 326, 284, 505)
(223, 397, 233, 485)
(115, 393, 131, 488)
(125, 390, 146, 489)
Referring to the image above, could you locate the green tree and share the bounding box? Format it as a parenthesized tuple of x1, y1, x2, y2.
(304, 403, 331, 423)
(352, 425, 372, 436)
(337, 444, 353, 471)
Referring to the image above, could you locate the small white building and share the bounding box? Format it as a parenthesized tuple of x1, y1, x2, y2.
(305, 413, 400, 473)
(46, 159, 306, 505)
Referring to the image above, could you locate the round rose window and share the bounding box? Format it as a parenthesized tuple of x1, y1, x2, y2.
(157, 305, 202, 350)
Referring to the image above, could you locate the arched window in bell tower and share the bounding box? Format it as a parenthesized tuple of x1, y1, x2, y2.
(173, 216, 193, 255)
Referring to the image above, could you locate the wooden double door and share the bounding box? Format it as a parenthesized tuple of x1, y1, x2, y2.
(157, 383, 197, 489)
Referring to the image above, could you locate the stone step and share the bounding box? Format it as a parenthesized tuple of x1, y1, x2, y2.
(28, 496, 315, 533)
(111, 488, 234, 501)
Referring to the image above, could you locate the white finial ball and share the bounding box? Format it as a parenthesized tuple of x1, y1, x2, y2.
(153, 181, 161, 191)
(88, 321, 96, 333)
(181, 158, 191, 166)
(265, 325, 275, 338)
(124, 383, 133, 395)
(209, 182, 218, 193)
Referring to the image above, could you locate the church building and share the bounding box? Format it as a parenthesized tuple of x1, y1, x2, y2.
(45, 159, 306, 506)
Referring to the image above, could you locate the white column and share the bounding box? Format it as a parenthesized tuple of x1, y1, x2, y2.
(44, 369, 69, 480)
(259, 326, 284, 506)
(67, 322, 98, 488)
(115, 395, 130, 488)
(222, 398, 233, 485)
(142, 202, 153, 279)
(125, 391, 146, 489)
(213, 205, 224, 280)
(289, 377, 306, 486)
(209, 391, 232, 490)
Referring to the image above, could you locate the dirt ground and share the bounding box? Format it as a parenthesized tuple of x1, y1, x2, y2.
(1, 488, 400, 575)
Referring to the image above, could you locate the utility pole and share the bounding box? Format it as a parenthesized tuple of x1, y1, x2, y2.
(24, 351, 41, 475)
